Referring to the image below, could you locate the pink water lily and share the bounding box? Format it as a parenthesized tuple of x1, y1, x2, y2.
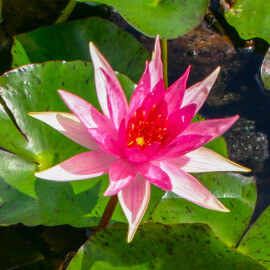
(29, 36, 250, 242)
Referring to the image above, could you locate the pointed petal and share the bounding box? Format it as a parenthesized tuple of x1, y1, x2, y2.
(129, 62, 151, 116)
(89, 42, 124, 119)
(118, 174, 151, 242)
(28, 112, 99, 150)
(57, 90, 115, 135)
(164, 104, 197, 145)
(168, 147, 251, 173)
(137, 162, 172, 190)
(98, 68, 128, 130)
(181, 67, 220, 114)
(182, 115, 239, 141)
(158, 161, 229, 212)
(154, 134, 212, 160)
(35, 150, 117, 181)
(104, 159, 136, 196)
(149, 35, 163, 91)
(165, 66, 191, 114)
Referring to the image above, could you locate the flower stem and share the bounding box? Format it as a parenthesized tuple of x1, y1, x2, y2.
(161, 38, 168, 88)
(96, 195, 118, 231)
(55, 0, 77, 24)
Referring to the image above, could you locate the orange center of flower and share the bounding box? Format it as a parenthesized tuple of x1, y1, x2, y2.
(127, 104, 168, 150)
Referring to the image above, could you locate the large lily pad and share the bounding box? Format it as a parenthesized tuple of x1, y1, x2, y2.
(150, 172, 256, 247)
(225, 0, 270, 44)
(12, 16, 148, 82)
(76, 0, 209, 39)
(238, 205, 270, 269)
(67, 223, 266, 269)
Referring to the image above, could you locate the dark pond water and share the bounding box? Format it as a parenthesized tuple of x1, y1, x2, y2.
(0, 0, 269, 269)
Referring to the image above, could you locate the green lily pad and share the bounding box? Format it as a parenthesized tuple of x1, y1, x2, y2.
(76, 0, 209, 39)
(261, 48, 270, 91)
(225, 0, 270, 43)
(238, 205, 270, 269)
(150, 172, 256, 247)
(67, 223, 265, 269)
(12, 16, 148, 82)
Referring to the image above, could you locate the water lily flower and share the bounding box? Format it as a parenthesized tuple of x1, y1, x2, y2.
(29, 36, 250, 242)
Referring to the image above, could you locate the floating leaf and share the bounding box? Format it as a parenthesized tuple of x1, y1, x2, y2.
(67, 223, 265, 269)
(150, 172, 256, 247)
(76, 0, 209, 39)
(238, 205, 270, 269)
(12, 17, 148, 82)
(225, 0, 270, 43)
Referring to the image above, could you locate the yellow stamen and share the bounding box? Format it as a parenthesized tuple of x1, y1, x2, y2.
(136, 137, 144, 146)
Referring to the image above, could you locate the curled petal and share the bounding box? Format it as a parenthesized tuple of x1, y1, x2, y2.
(158, 161, 229, 212)
(168, 147, 251, 173)
(137, 162, 172, 191)
(165, 66, 191, 114)
(58, 90, 115, 135)
(129, 62, 151, 116)
(89, 42, 124, 119)
(118, 174, 151, 242)
(28, 112, 99, 150)
(35, 150, 117, 181)
(98, 68, 128, 130)
(182, 115, 239, 141)
(149, 35, 163, 91)
(104, 159, 136, 196)
(181, 67, 220, 113)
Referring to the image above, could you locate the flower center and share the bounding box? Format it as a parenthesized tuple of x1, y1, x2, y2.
(126, 103, 168, 150)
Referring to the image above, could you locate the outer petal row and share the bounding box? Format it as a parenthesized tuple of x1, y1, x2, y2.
(35, 150, 117, 181)
(28, 112, 99, 150)
(158, 161, 229, 212)
(168, 147, 251, 173)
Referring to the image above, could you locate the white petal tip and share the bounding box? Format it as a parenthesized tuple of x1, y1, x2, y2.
(212, 197, 230, 212)
(127, 226, 137, 243)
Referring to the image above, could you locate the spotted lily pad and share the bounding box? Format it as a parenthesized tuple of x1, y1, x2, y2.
(225, 0, 270, 43)
(76, 0, 209, 39)
(67, 223, 266, 269)
(150, 172, 257, 247)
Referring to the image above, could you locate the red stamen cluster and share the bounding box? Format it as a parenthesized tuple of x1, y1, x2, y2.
(127, 102, 168, 150)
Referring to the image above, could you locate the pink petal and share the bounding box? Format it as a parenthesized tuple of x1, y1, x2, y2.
(154, 134, 212, 160)
(118, 173, 151, 242)
(89, 42, 125, 119)
(98, 68, 128, 130)
(140, 80, 165, 113)
(158, 161, 229, 212)
(168, 147, 251, 173)
(104, 159, 136, 196)
(165, 66, 191, 114)
(35, 150, 117, 181)
(28, 112, 100, 150)
(136, 162, 172, 191)
(164, 104, 197, 145)
(57, 90, 115, 135)
(149, 35, 163, 91)
(182, 115, 239, 141)
(129, 62, 151, 116)
(181, 67, 220, 114)
(88, 128, 124, 158)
